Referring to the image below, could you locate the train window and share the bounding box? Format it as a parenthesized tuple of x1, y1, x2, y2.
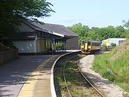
(82, 41, 86, 44)
(88, 42, 91, 46)
(93, 43, 100, 46)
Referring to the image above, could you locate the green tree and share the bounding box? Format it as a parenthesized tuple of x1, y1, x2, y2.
(68, 23, 90, 42)
(122, 20, 129, 38)
(123, 20, 129, 29)
(69, 23, 128, 43)
(115, 26, 125, 37)
(0, 0, 54, 40)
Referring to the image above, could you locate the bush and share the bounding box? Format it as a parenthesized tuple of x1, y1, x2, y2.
(0, 42, 16, 51)
(93, 41, 129, 92)
(102, 69, 116, 82)
(111, 43, 116, 48)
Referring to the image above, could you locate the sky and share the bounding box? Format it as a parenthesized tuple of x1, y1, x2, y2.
(39, 0, 129, 27)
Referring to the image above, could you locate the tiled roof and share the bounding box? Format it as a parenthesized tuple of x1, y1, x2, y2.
(30, 21, 78, 37)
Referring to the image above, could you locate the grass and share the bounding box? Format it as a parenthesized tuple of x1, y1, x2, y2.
(93, 40, 129, 94)
(54, 55, 98, 97)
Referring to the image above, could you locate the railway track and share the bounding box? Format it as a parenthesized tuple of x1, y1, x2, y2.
(77, 65, 105, 97)
(54, 53, 105, 97)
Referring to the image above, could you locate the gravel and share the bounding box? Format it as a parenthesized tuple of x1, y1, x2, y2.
(79, 55, 129, 97)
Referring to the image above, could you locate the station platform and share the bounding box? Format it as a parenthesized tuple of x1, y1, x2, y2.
(55, 50, 81, 53)
(18, 55, 59, 97)
(0, 55, 57, 97)
(0, 51, 80, 97)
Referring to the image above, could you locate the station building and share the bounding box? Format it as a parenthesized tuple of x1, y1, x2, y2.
(102, 38, 126, 46)
(13, 19, 79, 54)
(31, 21, 79, 50)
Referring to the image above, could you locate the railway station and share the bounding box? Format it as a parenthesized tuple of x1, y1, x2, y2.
(0, 19, 81, 97)
(1, 0, 129, 97)
(0, 19, 128, 97)
(13, 19, 79, 54)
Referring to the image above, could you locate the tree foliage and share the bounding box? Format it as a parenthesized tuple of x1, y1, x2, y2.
(68, 23, 128, 42)
(123, 20, 129, 29)
(0, 0, 54, 40)
(68, 23, 90, 42)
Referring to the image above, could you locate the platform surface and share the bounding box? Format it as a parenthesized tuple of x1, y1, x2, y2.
(18, 55, 59, 97)
(0, 55, 51, 97)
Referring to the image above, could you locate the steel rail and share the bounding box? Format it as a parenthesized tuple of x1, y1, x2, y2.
(52, 51, 80, 97)
(51, 53, 72, 97)
(62, 53, 80, 97)
(77, 64, 106, 97)
(54, 52, 105, 97)
(62, 54, 106, 97)
(63, 61, 73, 97)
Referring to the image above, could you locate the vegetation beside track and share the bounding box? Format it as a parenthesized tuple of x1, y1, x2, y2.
(54, 54, 101, 97)
(68, 23, 129, 43)
(0, 43, 11, 51)
(93, 40, 129, 94)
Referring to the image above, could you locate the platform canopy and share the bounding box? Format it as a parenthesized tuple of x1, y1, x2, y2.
(14, 19, 69, 41)
(30, 20, 78, 38)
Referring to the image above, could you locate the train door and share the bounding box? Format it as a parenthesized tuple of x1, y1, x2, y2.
(87, 41, 91, 51)
(81, 41, 85, 50)
(84, 42, 88, 50)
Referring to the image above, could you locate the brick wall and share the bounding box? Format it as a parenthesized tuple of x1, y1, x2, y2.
(0, 49, 18, 65)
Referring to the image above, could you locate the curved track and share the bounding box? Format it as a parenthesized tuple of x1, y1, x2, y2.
(54, 53, 105, 97)
(78, 66, 105, 97)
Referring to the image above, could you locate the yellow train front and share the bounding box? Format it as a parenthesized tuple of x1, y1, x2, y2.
(81, 40, 101, 54)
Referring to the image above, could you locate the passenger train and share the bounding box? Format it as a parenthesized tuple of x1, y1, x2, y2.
(81, 40, 102, 54)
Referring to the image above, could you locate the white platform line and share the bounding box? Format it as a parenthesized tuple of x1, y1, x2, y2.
(50, 53, 72, 97)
